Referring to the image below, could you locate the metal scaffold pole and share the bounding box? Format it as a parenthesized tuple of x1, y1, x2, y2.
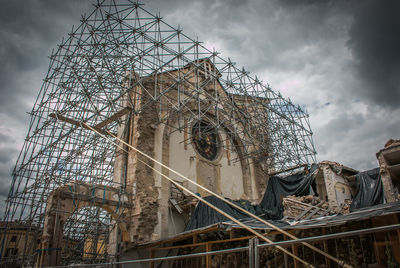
(1, 0, 316, 266)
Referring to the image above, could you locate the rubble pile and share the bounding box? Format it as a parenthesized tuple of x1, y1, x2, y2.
(282, 195, 333, 221)
(340, 199, 352, 214)
(283, 195, 354, 221)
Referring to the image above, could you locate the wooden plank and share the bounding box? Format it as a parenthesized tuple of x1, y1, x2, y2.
(322, 228, 331, 268)
(293, 206, 314, 221)
(397, 229, 400, 244)
(206, 243, 212, 268)
(289, 231, 300, 268)
(135, 225, 221, 249)
(153, 242, 207, 251)
(285, 198, 330, 216)
(49, 113, 83, 128)
(292, 243, 299, 268)
(304, 207, 321, 220)
(193, 234, 197, 244)
(94, 107, 132, 129)
(386, 232, 400, 264)
(284, 235, 289, 268)
(285, 198, 320, 210)
(229, 230, 234, 239)
(209, 235, 254, 245)
(49, 113, 111, 136)
(150, 249, 155, 268)
(373, 240, 386, 267)
(153, 235, 254, 251)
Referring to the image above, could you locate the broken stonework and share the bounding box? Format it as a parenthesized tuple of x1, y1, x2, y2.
(282, 195, 334, 221)
(376, 139, 400, 202)
(128, 83, 160, 244)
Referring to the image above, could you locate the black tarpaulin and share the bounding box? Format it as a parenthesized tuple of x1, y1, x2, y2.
(258, 164, 319, 219)
(184, 196, 256, 231)
(350, 168, 384, 212)
(185, 164, 319, 231)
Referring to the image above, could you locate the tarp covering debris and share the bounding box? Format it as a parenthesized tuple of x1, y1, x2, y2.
(258, 164, 319, 219)
(184, 196, 256, 231)
(185, 164, 319, 231)
(350, 168, 384, 212)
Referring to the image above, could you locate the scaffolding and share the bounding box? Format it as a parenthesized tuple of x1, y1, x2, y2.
(1, 0, 316, 265)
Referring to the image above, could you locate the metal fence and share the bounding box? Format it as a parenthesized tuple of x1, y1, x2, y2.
(254, 223, 400, 268)
(47, 224, 400, 268)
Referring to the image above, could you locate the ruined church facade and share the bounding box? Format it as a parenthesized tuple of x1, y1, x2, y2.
(114, 59, 268, 245)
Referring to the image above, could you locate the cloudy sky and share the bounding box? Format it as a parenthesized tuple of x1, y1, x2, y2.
(0, 0, 399, 213)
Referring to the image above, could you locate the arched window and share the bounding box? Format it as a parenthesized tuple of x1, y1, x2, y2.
(63, 207, 111, 264)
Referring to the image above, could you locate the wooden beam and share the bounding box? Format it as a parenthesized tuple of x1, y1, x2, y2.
(322, 228, 331, 268)
(229, 229, 234, 239)
(292, 243, 299, 268)
(193, 234, 197, 244)
(206, 243, 212, 268)
(134, 225, 221, 249)
(150, 249, 155, 268)
(303, 202, 324, 220)
(293, 206, 314, 221)
(283, 235, 289, 268)
(49, 113, 111, 136)
(397, 228, 400, 246)
(285, 230, 301, 268)
(153, 235, 255, 251)
(153, 242, 207, 251)
(285, 197, 329, 212)
(94, 107, 132, 129)
(208, 235, 254, 245)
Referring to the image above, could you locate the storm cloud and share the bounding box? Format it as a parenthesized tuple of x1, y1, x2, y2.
(347, 0, 400, 107)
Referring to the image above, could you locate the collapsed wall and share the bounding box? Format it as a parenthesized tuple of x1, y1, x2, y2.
(377, 139, 400, 202)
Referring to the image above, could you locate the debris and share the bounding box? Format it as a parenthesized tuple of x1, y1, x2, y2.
(339, 199, 352, 215)
(282, 195, 333, 221)
(384, 138, 400, 148)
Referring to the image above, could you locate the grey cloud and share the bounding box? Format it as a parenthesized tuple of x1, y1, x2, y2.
(0, 147, 19, 164)
(314, 102, 400, 170)
(210, 0, 400, 109)
(0, 154, 12, 165)
(0, 133, 14, 143)
(0, 165, 12, 178)
(0, 163, 12, 201)
(0, 147, 19, 205)
(0, 0, 93, 214)
(347, 0, 400, 107)
(0, 0, 92, 120)
(152, 0, 342, 75)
